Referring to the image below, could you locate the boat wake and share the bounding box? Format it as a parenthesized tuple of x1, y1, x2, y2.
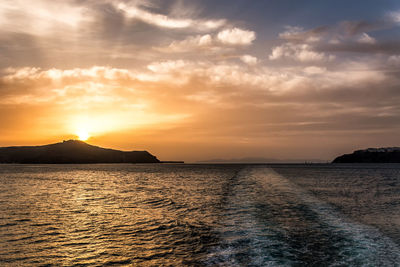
(206, 167, 400, 266)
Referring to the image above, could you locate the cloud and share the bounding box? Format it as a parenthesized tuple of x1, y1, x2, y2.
(357, 33, 376, 44)
(156, 27, 256, 53)
(1, 1, 399, 160)
(0, 65, 194, 141)
(387, 11, 400, 23)
(0, 0, 259, 70)
(280, 20, 385, 44)
(279, 26, 327, 43)
(0, 66, 132, 102)
(141, 57, 392, 98)
(217, 28, 256, 45)
(240, 55, 258, 65)
(157, 34, 213, 53)
(273, 18, 400, 62)
(316, 41, 400, 55)
(146, 60, 189, 77)
(1, 57, 399, 159)
(339, 20, 383, 36)
(1, 57, 391, 107)
(388, 55, 400, 65)
(269, 43, 334, 62)
(303, 66, 327, 75)
(115, 2, 226, 31)
(0, 0, 86, 36)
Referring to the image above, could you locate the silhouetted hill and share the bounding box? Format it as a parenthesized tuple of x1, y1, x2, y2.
(0, 140, 160, 164)
(333, 147, 400, 163)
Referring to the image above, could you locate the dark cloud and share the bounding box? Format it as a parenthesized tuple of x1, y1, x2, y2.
(277, 18, 400, 59)
(339, 20, 386, 36)
(317, 41, 400, 55)
(0, 33, 45, 69)
(90, 3, 126, 40)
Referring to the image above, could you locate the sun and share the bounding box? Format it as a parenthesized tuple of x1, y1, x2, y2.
(76, 129, 90, 141)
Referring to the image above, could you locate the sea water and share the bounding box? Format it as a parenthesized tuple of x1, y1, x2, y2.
(0, 164, 399, 266)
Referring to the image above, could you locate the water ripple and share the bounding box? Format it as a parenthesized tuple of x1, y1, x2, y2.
(0, 163, 399, 266)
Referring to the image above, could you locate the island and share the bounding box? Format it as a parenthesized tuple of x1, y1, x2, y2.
(332, 147, 400, 163)
(0, 140, 160, 164)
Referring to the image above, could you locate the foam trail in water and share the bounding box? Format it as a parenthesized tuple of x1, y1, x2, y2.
(257, 167, 400, 265)
(206, 167, 400, 266)
(206, 167, 296, 266)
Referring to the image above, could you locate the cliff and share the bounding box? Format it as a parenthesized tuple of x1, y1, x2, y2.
(0, 140, 160, 164)
(332, 147, 400, 163)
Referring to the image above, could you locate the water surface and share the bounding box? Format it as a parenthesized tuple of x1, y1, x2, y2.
(0, 164, 399, 266)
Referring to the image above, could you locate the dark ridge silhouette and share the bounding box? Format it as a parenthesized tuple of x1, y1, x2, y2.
(0, 140, 160, 164)
(332, 147, 400, 163)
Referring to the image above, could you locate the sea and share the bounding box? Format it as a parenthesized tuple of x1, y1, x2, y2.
(0, 163, 399, 266)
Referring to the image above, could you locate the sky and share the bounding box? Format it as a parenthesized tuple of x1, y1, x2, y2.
(1, 0, 400, 162)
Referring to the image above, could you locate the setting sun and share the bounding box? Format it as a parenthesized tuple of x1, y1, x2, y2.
(76, 130, 90, 141)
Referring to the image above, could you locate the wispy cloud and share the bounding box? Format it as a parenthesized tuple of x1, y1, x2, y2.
(156, 27, 256, 53)
(388, 10, 400, 23)
(0, 0, 86, 36)
(156, 34, 215, 53)
(115, 1, 226, 30)
(269, 43, 334, 62)
(357, 33, 376, 44)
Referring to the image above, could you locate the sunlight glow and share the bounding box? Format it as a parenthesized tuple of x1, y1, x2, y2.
(66, 111, 189, 143)
(76, 129, 90, 141)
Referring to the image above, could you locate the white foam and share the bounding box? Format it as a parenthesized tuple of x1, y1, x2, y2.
(206, 167, 400, 266)
(252, 167, 400, 265)
(206, 168, 295, 266)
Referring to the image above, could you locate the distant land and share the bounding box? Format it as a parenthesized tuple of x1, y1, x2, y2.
(198, 157, 327, 164)
(333, 147, 400, 163)
(0, 140, 160, 164)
